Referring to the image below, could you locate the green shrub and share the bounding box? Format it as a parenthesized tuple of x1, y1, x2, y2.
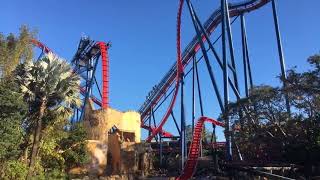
(45, 168, 67, 180)
(0, 160, 28, 180)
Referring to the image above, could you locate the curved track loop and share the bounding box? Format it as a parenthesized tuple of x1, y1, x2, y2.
(176, 116, 224, 180)
(140, 0, 270, 135)
(140, 0, 270, 119)
(145, 0, 184, 142)
(31, 39, 110, 110)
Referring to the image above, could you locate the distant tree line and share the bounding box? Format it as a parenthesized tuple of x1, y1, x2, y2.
(225, 54, 320, 177)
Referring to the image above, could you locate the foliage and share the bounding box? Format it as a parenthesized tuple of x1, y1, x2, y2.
(226, 54, 320, 164)
(0, 78, 27, 161)
(60, 123, 90, 170)
(40, 120, 89, 171)
(39, 112, 69, 172)
(14, 52, 82, 177)
(15, 52, 81, 117)
(0, 27, 89, 178)
(31, 117, 88, 179)
(0, 25, 35, 78)
(0, 160, 28, 180)
(44, 168, 67, 180)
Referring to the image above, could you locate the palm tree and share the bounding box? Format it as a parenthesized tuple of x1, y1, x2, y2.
(15, 52, 81, 178)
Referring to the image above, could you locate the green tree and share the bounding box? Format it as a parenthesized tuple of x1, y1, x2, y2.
(0, 78, 27, 161)
(39, 119, 89, 179)
(15, 52, 81, 178)
(0, 160, 28, 180)
(226, 53, 320, 166)
(60, 123, 89, 171)
(0, 25, 35, 78)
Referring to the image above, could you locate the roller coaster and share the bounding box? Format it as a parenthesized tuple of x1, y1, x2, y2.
(31, 0, 293, 179)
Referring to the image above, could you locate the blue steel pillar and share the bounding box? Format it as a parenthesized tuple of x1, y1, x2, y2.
(241, 14, 249, 97)
(192, 55, 196, 134)
(180, 72, 186, 170)
(240, 14, 254, 90)
(80, 54, 99, 121)
(148, 111, 152, 137)
(271, 0, 291, 115)
(186, 0, 224, 113)
(221, 0, 232, 161)
(160, 135, 163, 167)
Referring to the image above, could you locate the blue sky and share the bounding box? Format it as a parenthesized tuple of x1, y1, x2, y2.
(1, 0, 320, 141)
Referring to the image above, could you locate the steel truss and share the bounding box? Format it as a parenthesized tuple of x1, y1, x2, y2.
(138, 0, 289, 177)
(71, 37, 111, 122)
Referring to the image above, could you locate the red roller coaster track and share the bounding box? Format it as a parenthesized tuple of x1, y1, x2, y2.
(143, 0, 271, 178)
(177, 116, 224, 180)
(141, 0, 270, 142)
(31, 39, 51, 54)
(96, 42, 110, 109)
(145, 0, 184, 142)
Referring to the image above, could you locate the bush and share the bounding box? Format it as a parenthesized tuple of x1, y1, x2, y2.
(0, 160, 28, 180)
(45, 168, 67, 180)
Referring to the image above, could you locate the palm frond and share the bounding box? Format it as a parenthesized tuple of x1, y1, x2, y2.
(15, 53, 81, 117)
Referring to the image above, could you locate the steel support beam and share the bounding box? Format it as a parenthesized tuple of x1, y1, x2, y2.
(160, 136, 163, 167)
(171, 111, 181, 135)
(187, 0, 224, 113)
(222, 0, 232, 161)
(180, 73, 186, 170)
(241, 14, 249, 97)
(148, 111, 152, 137)
(194, 55, 205, 158)
(94, 76, 103, 98)
(225, 2, 240, 93)
(243, 15, 254, 90)
(192, 55, 196, 133)
(271, 0, 291, 115)
(151, 108, 159, 143)
(187, 1, 243, 106)
(247, 43, 254, 90)
(80, 54, 99, 121)
(190, 3, 236, 74)
(195, 55, 204, 117)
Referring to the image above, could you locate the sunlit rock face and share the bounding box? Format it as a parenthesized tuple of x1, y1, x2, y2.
(83, 99, 141, 143)
(81, 99, 142, 176)
(86, 140, 108, 175)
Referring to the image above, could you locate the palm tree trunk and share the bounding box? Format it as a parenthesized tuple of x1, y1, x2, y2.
(27, 100, 45, 179)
